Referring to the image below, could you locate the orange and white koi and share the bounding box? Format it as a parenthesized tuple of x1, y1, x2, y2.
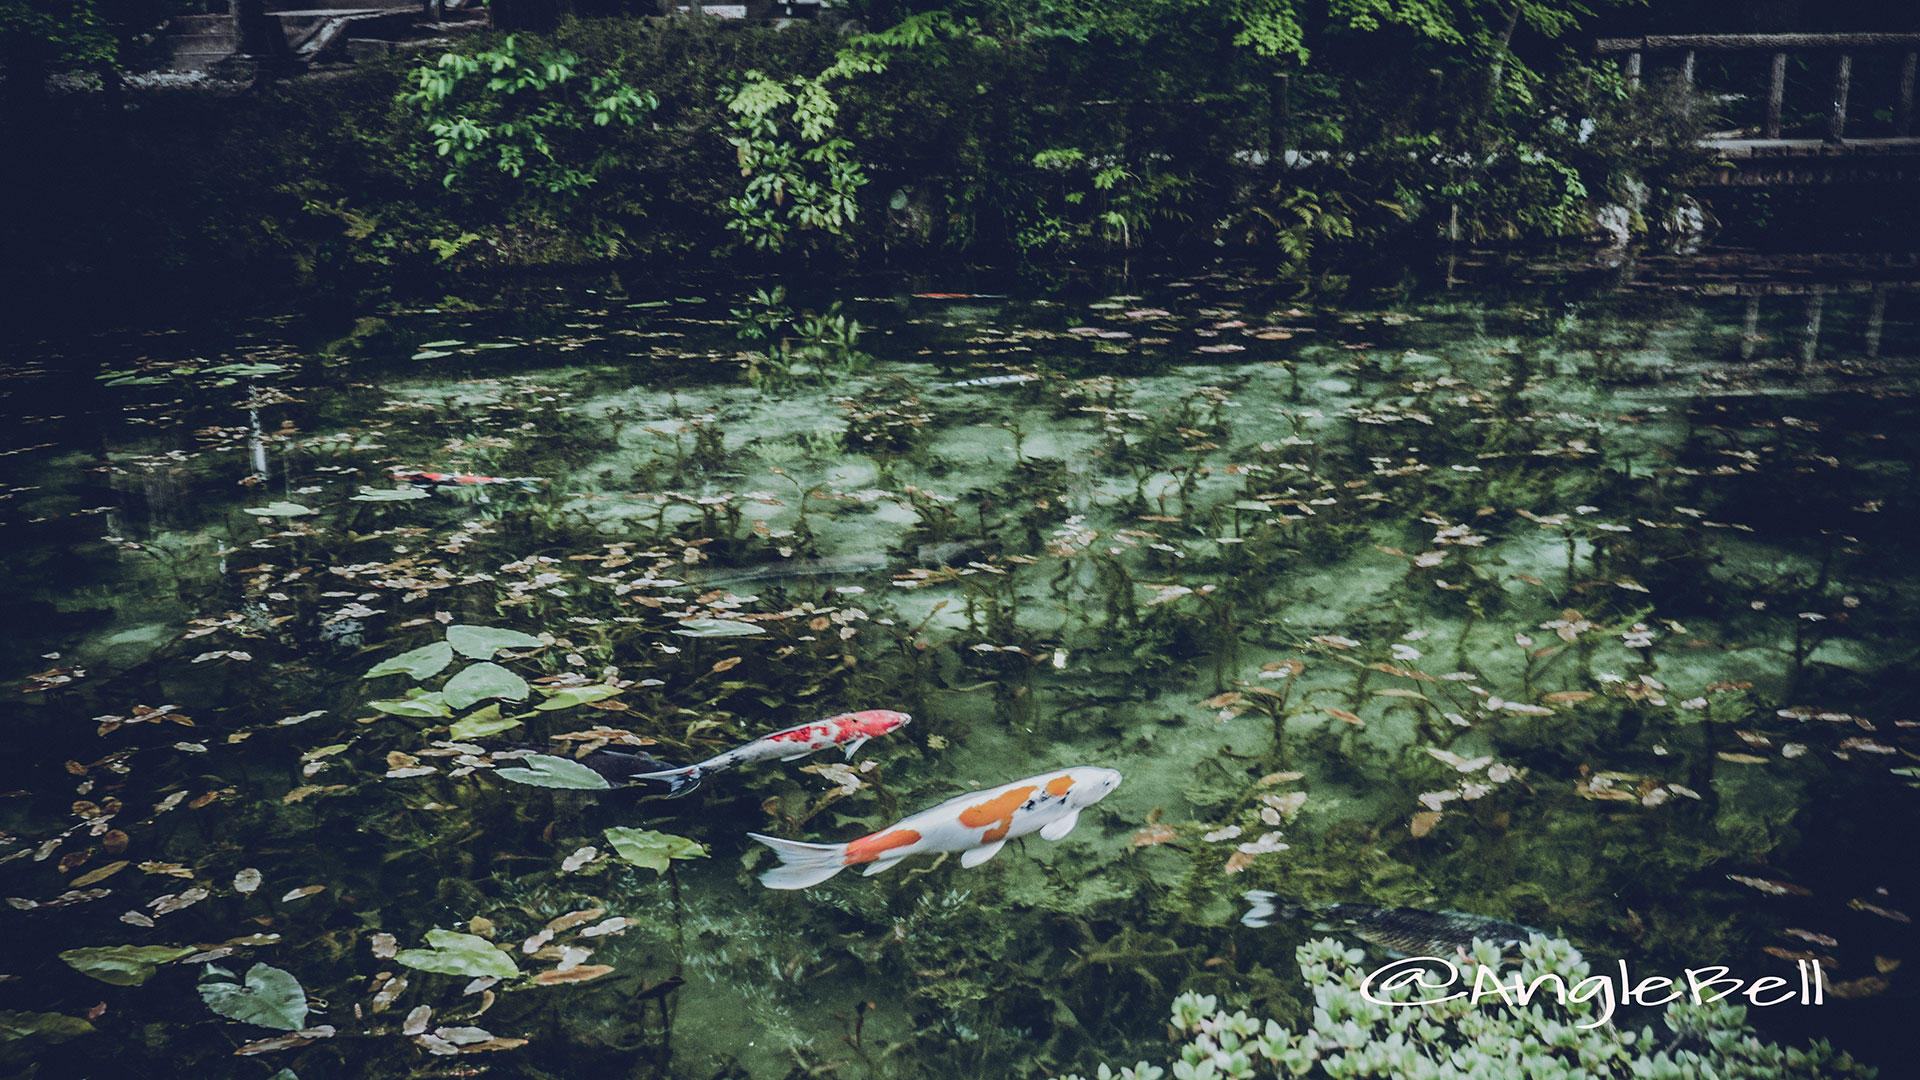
(749, 765, 1122, 889)
(633, 710, 910, 797)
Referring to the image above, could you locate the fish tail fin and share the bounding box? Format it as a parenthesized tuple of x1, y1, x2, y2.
(749, 833, 849, 890)
(632, 765, 704, 797)
(1240, 890, 1305, 928)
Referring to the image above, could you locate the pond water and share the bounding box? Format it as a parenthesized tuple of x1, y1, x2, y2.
(2, 251, 1916, 1078)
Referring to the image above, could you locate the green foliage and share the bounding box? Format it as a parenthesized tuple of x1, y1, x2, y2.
(58, 945, 194, 987)
(494, 753, 613, 789)
(1061, 937, 1876, 1080)
(724, 68, 868, 252)
(442, 661, 532, 709)
(447, 623, 548, 658)
(402, 33, 657, 198)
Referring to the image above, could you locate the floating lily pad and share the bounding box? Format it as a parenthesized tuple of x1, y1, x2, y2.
(363, 641, 454, 681)
(368, 690, 453, 718)
(449, 704, 523, 741)
(495, 754, 610, 790)
(442, 663, 530, 710)
(0, 1010, 95, 1044)
(534, 684, 625, 710)
(394, 929, 518, 979)
(242, 502, 314, 518)
(672, 619, 764, 638)
(198, 963, 309, 1031)
(411, 349, 455, 360)
(352, 486, 430, 502)
(603, 828, 707, 874)
(60, 945, 195, 987)
(446, 624, 546, 659)
(418, 339, 466, 348)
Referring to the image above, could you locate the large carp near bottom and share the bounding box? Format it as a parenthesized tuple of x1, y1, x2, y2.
(750, 766, 1124, 889)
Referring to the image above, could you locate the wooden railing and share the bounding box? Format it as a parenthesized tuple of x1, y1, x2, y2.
(1596, 33, 1919, 142)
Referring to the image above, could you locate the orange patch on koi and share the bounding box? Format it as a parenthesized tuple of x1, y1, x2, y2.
(1045, 775, 1075, 796)
(844, 829, 921, 865)
(958, 785, 1036, 844)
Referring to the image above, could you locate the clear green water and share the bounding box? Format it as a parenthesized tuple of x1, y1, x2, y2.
(2, 253, 1916, 1078)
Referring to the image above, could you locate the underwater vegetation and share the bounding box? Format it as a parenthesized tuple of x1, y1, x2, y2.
(0, 256, 1915, 1078)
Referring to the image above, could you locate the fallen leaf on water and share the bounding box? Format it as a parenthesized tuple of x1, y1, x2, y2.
(233, 868, 262, 894)
(402, 1006, 432, 1036)
(1256, 772, 1303, 785)
(1222, 851, 1257, 875)
(1542, 691, 1594, 704)
(710, 656, 743, 674)
(280, 885, 325, 902)
(370, 933, 398, 959)
(1848, 899, 1911, 923)
(71, 861, 129, 887)
(1717, 752, 1770, 764)
(532, 965, 615, 984)
(1130, 825, 1178, 847)
(1326, 707, 1364, 726)
(1783, 928, 1838, 947)
(1410, 811, 1443, 838)
(233, 1025, 334, 1056)
(1823, 975, 1890, 999)
(1762, 946, 1835, 968)
(545, 908, 606, 934)
(1728, 875, 1812, 896)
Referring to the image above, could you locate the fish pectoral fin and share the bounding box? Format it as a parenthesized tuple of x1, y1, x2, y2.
(1038, 810, 1082, 842)
(842, 736, 868, 758)
(861, 855, 908, 877)
(960, 840, 1007, 868)
(778, 751, 814, 761)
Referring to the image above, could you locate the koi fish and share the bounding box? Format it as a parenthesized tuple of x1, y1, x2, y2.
(391, 469, 543, 491)
(632, 710, 910, 797)
(1241, 892, 1541, 957)
(749, 765, 1122, 889)
(933, 373, 1040, 390)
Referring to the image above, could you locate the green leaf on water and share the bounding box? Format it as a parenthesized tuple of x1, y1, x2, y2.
(363, 641, 454, 681)
(394, 929, 519, 979)
(351, 486, 430, 502)
(534, 684, 626, 710)
(442, 663, 530, 710)
(242, 502, 314, 518)
(411, 349, 455, 360)
(495, 754, 610, 790)
(369, 690, 453, 718)
(446, 624, 547, 659)
(418, 339, 465, 348)
(449, 703, 522, 741)
(672, 619, 764, 638)
(603, 828, 707, 874)
(59, 945, 195, 986)
(198, 963, 309, 1031)
(0, 1010, 95, 1043)
(203, 362, 288, 377)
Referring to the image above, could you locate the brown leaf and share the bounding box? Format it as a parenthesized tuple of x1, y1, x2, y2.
(1728, 874, 1812, 896)
(710, 656, 743, 674)
(1847, 899, 1912, 923)
(1410, 811, 1443, 838)
(1716, 752, 1770, 764)
(1130, 825, 1178, 848)
(545, 907, 606, 934)
(1542, 691, 1594, 704)
(71, 861, 129, 887)
(1762, 946, 1836, 968)
(532, 965, 615, 985)
(1824, 975, 1890, 999)
(234, 1025, 335, 1056)
(1200, 692, 1242, 709)
(1222, 851, 1256, 875)
(1326, 707, 1364, 726)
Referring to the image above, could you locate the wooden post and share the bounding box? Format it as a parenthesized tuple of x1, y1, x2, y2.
(1828, 53, 1852, 143)
(1626, 51, 1642, 91)
(1898, 51, 1916, 137)
(1767, 52, 1787, 138)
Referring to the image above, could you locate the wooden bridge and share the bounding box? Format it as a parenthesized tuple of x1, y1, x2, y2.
(1597, 33, 1920, 185)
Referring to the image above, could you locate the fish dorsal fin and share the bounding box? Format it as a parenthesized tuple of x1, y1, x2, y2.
(861, 855, 907, 876)
(961, 840, 1007, 868)
(1038, 809, 1081, 842)
(842, 736, 868, 758)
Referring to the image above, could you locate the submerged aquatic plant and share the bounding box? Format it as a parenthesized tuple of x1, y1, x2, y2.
(1056, 936, 1876, 1080)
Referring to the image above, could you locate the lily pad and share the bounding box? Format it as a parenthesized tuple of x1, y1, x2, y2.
(603, 828, 707, 874)
(418, 339, 466, 348)
(363, 641, 454, 681)
(242, 502, 314, 518)
(442, 663, 530, 711)
(394, 929, 519, 980)
(534, 684, 626, 711)
(446, 625, 546, 659)
(449, 704, 523, 741)
(198, 963, 309, 1031)
(0, 1010, 95, 1044)
(672, 619, 764, 638)
(368, 690, 453, 718)
(59, 945, 195, 986)
(495, 754, 611, 790)
(351, 486, 430, 502)
(411, 349, 454, 361)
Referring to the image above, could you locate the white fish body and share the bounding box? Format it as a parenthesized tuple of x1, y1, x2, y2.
(749, 765, 1122, 889)
(632, 710, 910, 796)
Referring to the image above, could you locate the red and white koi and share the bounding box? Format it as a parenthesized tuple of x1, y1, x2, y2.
(391, 469, 543, 490)
(749, 765, 1122, 889)
(633, 710, 910, 797)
